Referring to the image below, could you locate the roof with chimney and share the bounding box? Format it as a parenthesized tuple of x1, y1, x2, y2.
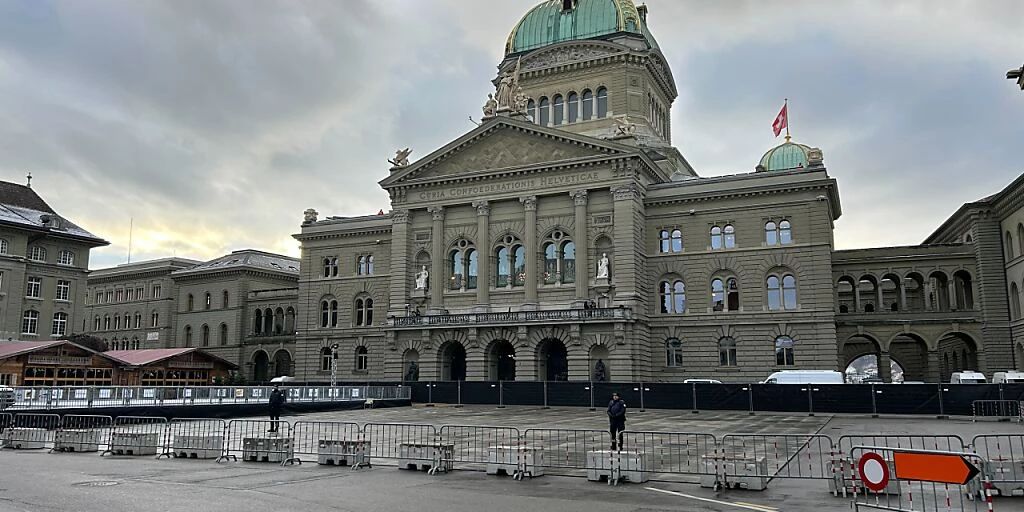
(0, 180, 108, 246)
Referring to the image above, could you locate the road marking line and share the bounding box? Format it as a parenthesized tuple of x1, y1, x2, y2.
(645, 487, 778, 512)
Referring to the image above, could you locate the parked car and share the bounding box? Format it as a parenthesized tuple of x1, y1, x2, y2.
(949, 371, 987, 384)
(992, 372, 1024, 384)
(763, 370, 845, 384)
(683, 379, 723, 384)
(0, 387, 14, 410)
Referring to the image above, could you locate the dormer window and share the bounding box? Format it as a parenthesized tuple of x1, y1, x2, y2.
(562, 0, 574, 12)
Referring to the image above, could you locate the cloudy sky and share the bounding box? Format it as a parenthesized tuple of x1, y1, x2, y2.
(0, 0, 1021, 269)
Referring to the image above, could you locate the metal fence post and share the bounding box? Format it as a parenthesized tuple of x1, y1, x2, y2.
(691, 384, 699, 414)
(807, 386, 816, 417)
(589, 382, 595, 411)
(937, 383, 948, 419)
(639, 382, 646, 412)
(428, 381, 433, 406)
(871, 384, 879, 418)
(455, 380, 463, 408)
(497, 381, 505, 409)
(543, 381, 550, 410)
(746, 385, 754, 416)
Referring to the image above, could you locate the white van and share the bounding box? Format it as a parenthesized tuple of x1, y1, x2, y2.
(949, 371, 987, 384)
(992, 372, 1024, 384)
(763, 370, 844, 384)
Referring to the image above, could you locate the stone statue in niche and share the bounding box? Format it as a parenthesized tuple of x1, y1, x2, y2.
(415, 265, 429, 290)
(597, 253, 610, 279)
(593, 359, 607, 382)
(405, 360, 419, 382)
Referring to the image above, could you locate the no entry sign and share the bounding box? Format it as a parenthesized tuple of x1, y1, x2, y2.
(858, 452, 890, 492)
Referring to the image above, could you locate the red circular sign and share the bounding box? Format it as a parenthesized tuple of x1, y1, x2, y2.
(859, 452, 890, 492)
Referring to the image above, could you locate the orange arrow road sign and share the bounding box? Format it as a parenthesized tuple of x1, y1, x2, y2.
(892, 451, 980, 485)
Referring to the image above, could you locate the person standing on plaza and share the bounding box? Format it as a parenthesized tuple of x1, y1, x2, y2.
(268, 383, 285, 433)
(607, 392, 626, 450)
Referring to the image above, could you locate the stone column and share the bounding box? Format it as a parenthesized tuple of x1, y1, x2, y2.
(876, 286, 884, 312)
(571, 190, 589, 304)
(926, 350, 941, 383)
(473, 200, 491, 310)
(899, 285, 907, 312)
(521, 196, 538, 307)
(611, 184, 642, 303)
(427, 206, 445, 313)
(947, 280, 957, 311)
(878, 352, 893, 383)
(924, 282, 933, 311)
(854, 285, 861, 312)
(388, 210, 410, 317)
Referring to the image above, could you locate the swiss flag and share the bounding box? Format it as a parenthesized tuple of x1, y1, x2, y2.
(772, 103, 788, 137)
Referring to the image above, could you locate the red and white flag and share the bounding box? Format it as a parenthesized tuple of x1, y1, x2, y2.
(772, 103, 788, 137)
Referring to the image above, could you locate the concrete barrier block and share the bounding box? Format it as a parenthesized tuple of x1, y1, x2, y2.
(487, 445, 544, 477)
(108, 432, 160, 456)
(616, 451, 649, 483)
(172, 435, 224, 459)
(399, 442, 453, 473)
(53, 429, 100, 453)
(317, 439, 370, 466)
(242, 436, 292, 463)
(1, 428, 48, 450)
(586, 450, 614, 482)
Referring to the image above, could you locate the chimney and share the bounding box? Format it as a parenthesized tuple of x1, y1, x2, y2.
(637, 4, 648, 22)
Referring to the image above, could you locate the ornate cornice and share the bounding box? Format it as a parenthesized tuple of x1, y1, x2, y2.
(472, 200, 490, 216)
(570, 189, 588, 206)
(520, 195, 537, 211)
(427, 206, 445, 222)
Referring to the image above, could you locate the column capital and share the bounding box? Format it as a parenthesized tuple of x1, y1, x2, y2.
(611, 184, 639, 201)
(391, 209, 410, 224)
(520, 195, 538, 211)
(472, 200, 490, 216)
(427, 206, 445, 221)
(570, 189, 589, 206)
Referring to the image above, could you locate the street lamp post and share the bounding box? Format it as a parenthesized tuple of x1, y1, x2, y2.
(330, 343, 339, 388)
(1008, 64, 1024, 90)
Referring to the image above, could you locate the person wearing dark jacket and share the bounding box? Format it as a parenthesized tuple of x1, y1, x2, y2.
(268, 384, 285, 432)
(607, 392, 626, 451)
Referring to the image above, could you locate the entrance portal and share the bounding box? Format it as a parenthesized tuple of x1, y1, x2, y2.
(488, 340, 516, 381)
(438, 342, 466, 381)
(537, 338, 568, 381)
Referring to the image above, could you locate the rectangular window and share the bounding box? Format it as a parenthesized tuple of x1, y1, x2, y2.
(57, 250, 74, 265)
(114, 315, 120, 330)
(152, 284, 162, 298)
(136, 287, 144, 300)
(26, 277, 41, 298)
(0, 374, 13, 386)
(151, 312, 159, 327)
(22, 311, 38, 335)
(106, 291, 113, 302)
(56, 280, 70, 301)
(51, 313, 67, 336)
(116, 289, 123, 302)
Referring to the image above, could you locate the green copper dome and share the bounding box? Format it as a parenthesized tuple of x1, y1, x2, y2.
(505, 0, 658, 55)
(759, 140, 812, 171)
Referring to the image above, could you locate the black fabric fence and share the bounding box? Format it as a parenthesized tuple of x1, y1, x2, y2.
(386, 381, 1024, 417)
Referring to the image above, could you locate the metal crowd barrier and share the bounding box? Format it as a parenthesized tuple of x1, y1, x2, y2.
(163, 418, 227, 460)
(719, 434, 834, 481)
(290, 421, 363, 467)
(972, 434, 1024, 497)
(620, 431, 717, 483)
(224, 419, 294, 465)
(438, 425, 520, 473)
(0, 412, 12, 433)
(55, 415, 112, 453)
(850, 446, 991, 512)
(521, 428, 612, 480)
(362, 423, 440, 472)
(972, 400, 1022, 422)
(2, 413, 60, 449)
(103, 416, 168, 456)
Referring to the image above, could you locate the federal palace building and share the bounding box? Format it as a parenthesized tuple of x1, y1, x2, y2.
(3, 0, 1022, 385)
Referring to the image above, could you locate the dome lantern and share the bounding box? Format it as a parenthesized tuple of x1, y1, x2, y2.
(505, 0, 659, 56)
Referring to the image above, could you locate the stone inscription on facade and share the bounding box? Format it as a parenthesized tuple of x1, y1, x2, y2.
(417, 170, 605, 201)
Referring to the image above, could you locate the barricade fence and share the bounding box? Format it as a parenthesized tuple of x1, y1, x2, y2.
(164, 418, 227, 460)
(619, 431, 717, 482)
(972, 400, 1022, 422)
(55, 415, 112, 453)
(850, 446, 990, 512)
(290, 421, 363, 467)
(225, 419, 294, 464)
(971, 434, 1024, 497)
(1, 385, 410, 411)
(103, 416, 168, 456)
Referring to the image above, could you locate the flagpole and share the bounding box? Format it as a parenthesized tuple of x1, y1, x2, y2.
(784, 98, 790, 142)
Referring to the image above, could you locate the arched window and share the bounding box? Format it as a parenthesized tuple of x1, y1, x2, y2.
(131, 337, 140, 350)
(596, 87, 608, 118)
(367, 255, 374, 274)
(255, 309, 264, 334)
(567, 92, 578, 123)
(104, 315, 110, 330)
(1018, 223, 1024, 256)
(184, 325, 193, 347)
(659, 280, 686, 314)
(724, 224, 736, 248)
(355, 296, 373, 327)
(201, 325, 210, 347)
(775, 336, 795, 366)
(661, 228, 683, 253)
(274, 308, 284, 334)
(765, 221, 778, 246)
(58, 250, 75, 266)
(710, 226, 723, 250)
(527, 99, 536, 121)
(94, 316, 101, 331)
(1008, 232, 1016, 260)
(28, 246, 45, 262)
(581, 89, 593, 120)
(220, 323, 228, 346)
(671, 229, 683, 252)
(263, 308, 273, 334)
(358, 255, 368, 275)
(542, 231, 575, 285)
(285, 307, 295, 333)
(659, 230, 670, 253)
(782, 275, 797, 309)
(666, 338, 683, 367)
(1011, 283, 1021, 319)
(767, 276, 782, 310)
(204, 292, 211, 310)
(562, 241, 575, 284)
(552, 94, 564, 125)
(779, 220, 792, 245)
(448, 240, 477, 291)
(539, 97, 550, 126)
(134, 312, 142, 329)
(323, 257, 332, 277)
(495, 235, 524, 288)
(320, 299, 338, 328)
(543, 243, 558, 285)
(321, 347, 333, 372)
(187, 294, 194, 311)
(151, 311, 159, 328)
(712, 277, 739, 311)
(355, 346, 368, 372)
(323, 257, 338, 277)
(222, 290, 229, 308)
(718, 337, 737, 366)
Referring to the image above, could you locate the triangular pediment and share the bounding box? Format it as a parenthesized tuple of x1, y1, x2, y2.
(380, 118, 637, 187)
